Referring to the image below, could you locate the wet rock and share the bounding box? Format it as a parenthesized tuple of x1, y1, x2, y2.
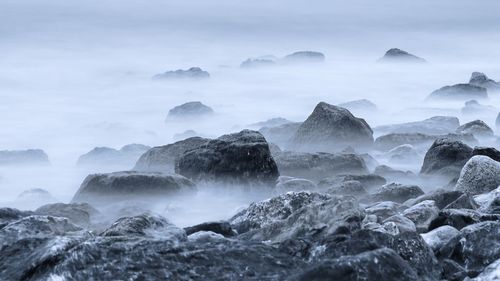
(318, 174, 386, 191)
(35, 203, 99, 227)
(184, 221, 236, 237)
(176, 130, 279, 185)
(72, 171, 196, 203)
(374, 132, 477, 151)
(77, 144, 150, 167)
(282, 51, 325, 63)
(471, 258, 500, 280)
(455, 155, 500, 195)
(276, 176, 317, 193)
(0, 149, 50, 166)
(290, 102, 374, 152)
(134, 137, 209, 172)
(372, 183, 425, 203)
(429, 208, 500, 230)
(456, 120, 494, 138)
(0, 208, 33, 229)
(101, 213, 186, 239)
(402, 200, 439, 232)
(444, 194, 479, 210)
(441, 259, 468, 281)
(420, 225, 460, 251)
(375, 116, 460, 135)
(274, 151, 368, 181)
(420, 138, 473, 179)
(259, 122, 302, 148)
(365, 201, 402, 221)
(405, 189, 464, 209)
(327, 180, 368, 197)
(428, 84, 488, 100)
(469, 71, 500, 91)
(153, 67, 210, 80)
(166, 101, 214, 120)
(474, 186, 500, 214)
(472, 146, 500, 162)
(382, 215, 417, 235)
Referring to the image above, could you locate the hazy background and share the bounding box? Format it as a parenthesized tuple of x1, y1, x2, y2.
(1, 0, 499, 225)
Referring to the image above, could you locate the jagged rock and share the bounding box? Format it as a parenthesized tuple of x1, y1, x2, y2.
(0, 149, 49, 166)
(274, 151, 368, 181)
(402, 200, 439, 232)
(472, 146, 500, 162)
(405, 189, 464, 209)
(0, 208, 33, 229)
(428, 83, 488, 100)
(290, 102, 374, 152)
(420, 225, 460, 251)
(469, 72, 500, 91)
(166, 101, 214, 120)
(176, 130, 279, 185)
(77, 144, 150, 167)
(153, 67, 209, 80)
(429, 208, 500, 230)
(455, 155, 500, 195)
(372, 183, 424, 203)
(420, 138, 473, 179)
(259, 122, 302, 148)
(456, 120, 494, 138)
(474, 186, 500, 214)
(184, 221, 236, 237)
(282, 51, 325, 63)
(378, 48, 426, 63)
(375, 116, 460, 135)
(275, 176, 317, 193)
(72, 171, 196, 203)
(327, 180, 368, 197)
(461, 100, 496, 115)
(101, 214, 186, 239)
(386, 144, 421, 163)
(337, 99, 377, 113)
(382, 215, 417, 235)
(35, 203, 99, 227)
(318, 174, 386, 191)
(374, 132, 477, 151)
(134, 137, 209, 172)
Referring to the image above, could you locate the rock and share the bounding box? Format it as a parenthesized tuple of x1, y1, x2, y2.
(184, 221, 236, 237)
(385, 144, 421, 163)
(405, 189, 464, 209)
(374, 132, 477, 151)
(318, 174, 386, 191)
(35, 203, 99, 227)
(373, 165, 417, 183)
(469, 71, 500, 91)
(365, 201, 402, 221)
(455, 155, 500, 195)
(461, 99, 496, 115)
(259, 122, 302, 148)
(0, 208, 33, 229)
(382, 215, 417, 235)
(274, 151, 368, 181)
(249, 117, 292, 129)
(0, 149, 49, 166)
(72, 171, 196, 203)
(402, 200, 439, 232)
(294, 248, 420, 281)
(497, 112, 500, 130)
(378, 48, 426, 63)
(429, 208, 500, 230)
(172, 129, 199, 141)
(420, 138, 473, 179)
(176, 130, 279, 185)
(372, 183, 424, 203)
(471, 258, 500, 280)
(275, 177, 317, 193)
(327, 180, 368, 197)
(240, 57, 276, 68)
(441, 259, 468, 281)
(420, 225, 460, 251)
(16, 188, 55, 203)
(456, 120, 494, 138)
(428, 83, 488, 100)
(290, 102, 374, 152)
(282, 51, 325, 63)
(134, 137, 209, 172)
(472, 146, 500, 162)
(337, 99, 377, 113)
(166, 101, 214, 120)
(444, 194, 479, 210)
(153, 67, 210, 80)
(375, 116, 460, 135)
(101, 213, 186, 239)
(77, 144, 150, 167)
(474, 186, 500, 214)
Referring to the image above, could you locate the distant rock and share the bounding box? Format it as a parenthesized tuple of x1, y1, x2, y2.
(290, 102, 374, 152)
(249, 117, 292, 129)
(318, 174, 386, 191)
(455, 155, 500, 195)
(428, 83, 488, 100)
(0, 149, 49, 166)
(275, 176, 317, 193)
(469, 72, 500, 91)
(259, 122, 302, 148)
(72, 171, 196, 203)
(172, 130, 199, 141)
(420, 138, 473, 179)
(455, 120, 494, 138)
(374, 165, 417, 183)
(35, 202, 99, 227)
(77, 144, 150, 167)
(282, 51, 325, 64)
(461, 100, 496, 115)
(153, 67, 209, 80)
(472, 146, 500, 162)
(166, 101, 214, 120)
(274, 151, 368, 181)
(176, 130, 279, 186)
(374, 132, 477, 151)
(386, 144, 421, 163)
(16, 188, 54, 203)
(240, 57, 277, 68)
(327, 180, 368, 197)
(378, 48, 426, 63)
(337, 99, 377, 112)
(374, 116, 460, 135)
(134, 137, 209, 172)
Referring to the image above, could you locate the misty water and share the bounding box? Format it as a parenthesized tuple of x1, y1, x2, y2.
(1, 0, 500, 229)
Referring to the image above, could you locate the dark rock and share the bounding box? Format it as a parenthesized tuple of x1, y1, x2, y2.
(374, 132, 477, 151)
(469, 71, 500, 91)
(402, 200, 439, 232)
(72, 171, 196, 203)
(441, 259, 468, 281)
(0, 208, 33, 229)
(456, 119, 494, 138)
(77, 144, 150, 167)
(282, 51, 325, 63)
(153, 67, 210, 80)
(372, 183, 424, 203)
(0, 149, 49, 166)
(428, 83, 488, 100)
(455, 155, 500, 195)
(166, 101, 214, 120)
(444, 194, 479, 210)
(176, 130, 279, 185)
(472, 146, 500, 162)
(101, 213, 186, 239)
(420, 138, 473, 179)
(318, 174, 386, 190)
(35, 203, 99, 227)
(259, 122, 302, 148)
(274, 151, 368, 181)
(378, 48, 426, 63)
(184, 221, 236, 237)
(429, 209, 500, 230)
(375, 116, 460, 135)
(290, 102, 374, 152)
(134, 137, 209, 172)
(405, 189, 464, 209)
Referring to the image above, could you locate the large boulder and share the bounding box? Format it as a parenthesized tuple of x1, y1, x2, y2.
(0, 208, 33, 229)
(469, 72, 500, 91)
(77, 144, 150, 167)
(166, 101, 214, 120)
(259, 122, 302, 148)
(374, 132, 477, 151)
(378, 48, 426, 63)
(134, 137, 209, 172)
(374, 116, 460, 135)
(175, 130, 279, 185)
(0, 149, 49, 166)
(420, 138, 473, 179)
(72, 171, 196, 203)
(153, 67, 209, 80)
(472, 146, 500, 162)
(282, 51, 325, 64)
(428, 83, 488, 100)
(274, 151, 368, 181)
(456, 119, 494, 138)
(290, 102, 374, 152)
(455, 155, 500, 195)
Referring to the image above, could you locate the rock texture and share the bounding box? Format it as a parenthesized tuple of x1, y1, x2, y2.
(420, 138, 473, 179)
(455, 155, 500, 195)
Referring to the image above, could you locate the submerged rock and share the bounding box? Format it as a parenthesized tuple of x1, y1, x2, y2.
(378, 48, 426, 63)
(0, 149, 49, 166)
(455, 155, 500, 195)
(290, 102, 374, 152)
(428, 83, 488, 100)
(420, 138, 473, 179)
(153, 67, 210, 80)
(456, 119, 494, 138)
(166, 101, 214, 120)
(282, 51, 325, 63)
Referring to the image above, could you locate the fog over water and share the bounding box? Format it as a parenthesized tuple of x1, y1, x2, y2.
(1, 0, 500, 226)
